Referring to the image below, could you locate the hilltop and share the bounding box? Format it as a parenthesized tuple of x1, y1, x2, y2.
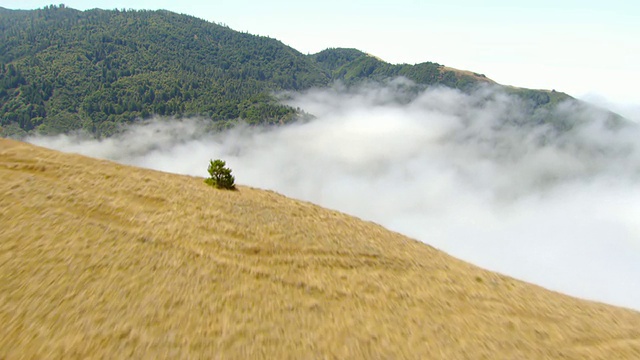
(1, 139, 639, 358)
(0, 5, 572, 137)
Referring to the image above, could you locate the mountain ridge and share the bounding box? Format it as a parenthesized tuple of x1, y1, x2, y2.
(0, 5, 575, 137)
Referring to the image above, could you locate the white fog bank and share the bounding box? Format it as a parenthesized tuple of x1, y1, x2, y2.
(29, 83, 640, 311)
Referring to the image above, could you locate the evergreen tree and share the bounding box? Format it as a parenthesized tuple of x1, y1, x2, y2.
(204, 159, 236, 190)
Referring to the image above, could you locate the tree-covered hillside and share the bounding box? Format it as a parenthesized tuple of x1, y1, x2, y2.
(0, 5, 572, 137)
(312, 48, 467, 89)
(0, 5, 330, 136)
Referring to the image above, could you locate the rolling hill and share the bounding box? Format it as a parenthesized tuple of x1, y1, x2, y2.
(0, 5, 572, 137)
(1, 138, 639, 358)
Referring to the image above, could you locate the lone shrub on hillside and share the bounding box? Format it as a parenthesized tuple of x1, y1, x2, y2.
(205, 159, 236, 190)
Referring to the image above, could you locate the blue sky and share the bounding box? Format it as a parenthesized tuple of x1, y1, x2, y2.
(2, 0, 639, 116)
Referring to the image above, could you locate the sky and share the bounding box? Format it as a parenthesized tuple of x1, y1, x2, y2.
(1, 0, 639, 119)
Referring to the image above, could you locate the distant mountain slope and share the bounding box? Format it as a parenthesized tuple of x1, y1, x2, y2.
(1, 138, 640, 358)
(0, 5, 330, 136)
(312, 47, 493, 89)
(0, 5, 576, 137)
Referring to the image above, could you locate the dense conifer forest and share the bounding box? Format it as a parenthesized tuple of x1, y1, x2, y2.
(0, 5, 570, 137)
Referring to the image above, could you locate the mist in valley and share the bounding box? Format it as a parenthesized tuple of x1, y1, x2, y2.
(30, 81, 640, 311)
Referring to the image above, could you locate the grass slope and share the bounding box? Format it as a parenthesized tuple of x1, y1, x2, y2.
(1, 139, 639, 359)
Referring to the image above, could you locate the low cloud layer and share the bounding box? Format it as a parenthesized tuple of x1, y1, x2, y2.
(30, 82, 640, 311)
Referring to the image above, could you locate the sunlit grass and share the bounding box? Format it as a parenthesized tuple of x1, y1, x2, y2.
(1, 138, 639, 358)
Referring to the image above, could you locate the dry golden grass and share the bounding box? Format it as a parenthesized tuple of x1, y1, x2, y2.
(1, 138, 639, 359)
(440, 66, 497, 84)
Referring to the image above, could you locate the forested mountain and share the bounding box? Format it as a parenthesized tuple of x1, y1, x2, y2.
(0, 5, 571, 137)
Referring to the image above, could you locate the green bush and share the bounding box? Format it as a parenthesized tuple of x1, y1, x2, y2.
(205, 159, 236, 190)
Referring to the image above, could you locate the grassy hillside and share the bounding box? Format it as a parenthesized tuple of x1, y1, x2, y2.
(1, 138, 639, 358)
